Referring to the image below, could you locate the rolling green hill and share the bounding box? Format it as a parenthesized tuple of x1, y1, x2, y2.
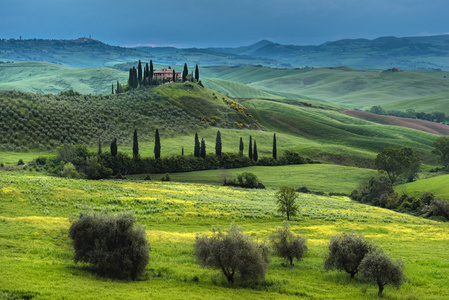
(201, 78, 283, 99)
(395, 174, 449, 200)
(384, 92, 449, 115)
(0, 62, 128, 95)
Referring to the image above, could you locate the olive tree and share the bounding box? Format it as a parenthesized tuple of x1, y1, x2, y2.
(194, 223, 270, 284)
(270, 221, 307, 266)
(324, 232, 377, 278)
(359, 249, 406, 297)
(276, 185, 298, 220)
(68, 211, 150, 280)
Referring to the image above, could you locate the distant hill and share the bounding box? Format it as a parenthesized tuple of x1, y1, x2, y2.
(3, 34, 449, 70)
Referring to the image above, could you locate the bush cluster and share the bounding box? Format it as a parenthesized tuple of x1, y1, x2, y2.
(68, 212, 150, 280)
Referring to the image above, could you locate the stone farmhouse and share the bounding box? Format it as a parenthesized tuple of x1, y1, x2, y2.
(153, 67, 181, 82)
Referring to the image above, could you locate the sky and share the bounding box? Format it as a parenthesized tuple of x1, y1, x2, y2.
(2, 0, 448, 48)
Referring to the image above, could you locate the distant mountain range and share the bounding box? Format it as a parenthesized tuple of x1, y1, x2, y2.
(1, 35, 449, 70)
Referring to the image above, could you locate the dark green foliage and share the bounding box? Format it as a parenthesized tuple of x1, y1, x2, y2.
(194, 133, 200, 158)
(248, 136, 253, 160)
(272, 133, 277, 160)
(149, 60, 154, 84)
(232, 171, 260, 188)
(432, 136, 449, 169)
(111, 83, 114, 95)
(160, 173, 171, 181)
(324, 232, 377, 279)
(137, 60, 142, 86)
(195, 64, 199, 82)
(133, 129, 139, 160)
(84, 156, 113, 180)
(350, 174, 394, 207)
(110, 138, 117, 157)
(200, 138, 206, 159)
(359, 249, 405, 297)
(17, 159, 24, 165)
(194, 223, 270, 284)
(276, 185, 298, 221)
(182, 63, 188, 82)
(68, 211, 150, 280)
(270, 221, 307, 266)
(426, 198, 449, 221)
(375, 147, 421, 183)
(215, 130, 222, 158)
(98, 137, 102, 155)
(154, 129, 161, 159)
(253, 140, 258, 162)
(239, 137, 244, 156)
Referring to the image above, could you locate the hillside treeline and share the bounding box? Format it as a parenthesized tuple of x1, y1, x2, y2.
(367, 105, 448, 124)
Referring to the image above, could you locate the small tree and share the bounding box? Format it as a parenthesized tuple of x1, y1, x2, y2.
(133, 129, 139, 160)
(249, 135, 253, 160)
(195, 64, 199, 82)
(324, 232, 377, 278)
(182, 63, 188, 82)
(110, 138, 117, 157)
(432, 136, 449, 169)
(200, 138, 206, 159)
(270, 221, 307, 266)
(68, 211, 150, 280)
(359, 249, 406, 297)
(149, 60, 154, 85)
(154, 129, 161, 159)
(137, 60, 142, 86)
(215, 130, 222, 158)
(194, 223, 269, 284)
(239, 137, 244, 156)
(236, 171, 260, 188)
(375, 147, 420, 183)
(272, 133, 277, 160)
(194, 133, 200, 158)
(253, 140, 258, 162)
(276, 185, 298, 220)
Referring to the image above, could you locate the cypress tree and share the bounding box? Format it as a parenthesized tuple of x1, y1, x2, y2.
(133, 67, 138, 89)
(200, 138, 206, 159)
(116, 80, 120, 93)
(249, 136, 253, 160)
(215, 130, 222, 158)
(239, 137, 244, 156)
(182, 63, 188, 82)
(128, 68, 133, 89)
(111, 138, 117, 157)
(172, 69, 176, 82)
(149, 60, 154, 85)
(138, 60, 142, 86)
(133, 129, 139, 160)
(253, 140, 258, 162)
(112, 83, 114, 94)
(182, 147, 184, 156)
(154, 129, 161, 159)
(195, 64, 199, 82)
(98, 137, 102, 154)
(273, 133, 277, 160)
(194, 133, 200, 158)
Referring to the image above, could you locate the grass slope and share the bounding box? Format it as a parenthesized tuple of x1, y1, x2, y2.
(384, 92, 449, 115)
(202, 78, 283, 99)
(0, 61, 128, 94)
(1, 173, 449, 299)
(395, 174, 449, 200)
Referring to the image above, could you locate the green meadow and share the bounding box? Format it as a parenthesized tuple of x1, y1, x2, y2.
(1, 173, 449, 299)
(395, 174, 449, 200)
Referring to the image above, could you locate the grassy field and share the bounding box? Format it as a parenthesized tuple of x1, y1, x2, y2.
(0, 172, 448, 299)
(129, 164, 377, 194)
(395, 173, 449, 200)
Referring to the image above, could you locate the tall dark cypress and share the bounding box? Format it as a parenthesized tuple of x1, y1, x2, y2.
(195, 64, 199, 82)
(273, 133, 277, 160)
(194, 133, 200, 158)
(239, 137, 244, 156)
(133, 129, 139, 160)
(249, 135, 253, 160)
(182, 63, 188, 82)
(138, 60, 142, 86)
(149, 60, 154, 84)
(128, 68, 133, 89)
(200, 138, 206, 159)
(144, 63, 149, 85)
(112, 83, 114, 94)
(154, 129, 161, 159)
(98, 137, 102, 154)
(133, 67, 138, 89)
(182, 147, 184, 156)
(253, 140, 258, 162)
(116, 80, 120, 93)
(215, 130, 222, 158)
(111, 138, 117, 157)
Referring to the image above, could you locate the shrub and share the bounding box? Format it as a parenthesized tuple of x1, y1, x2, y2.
(426, 198, 449, 221)
(236, 171, 259, 188)
(194, 223, 270, 284)
(276, 185, 299, 221)
(17, 159, 24, 165)
(270, 221, 307, 266)
(68, 212, 150, 280)
(350, 174, 394, 207)
(60, 162, 79, 179)
(324, 232, 377, 278)
(160, 173, 171, 181)
(359, 249, 406, 297)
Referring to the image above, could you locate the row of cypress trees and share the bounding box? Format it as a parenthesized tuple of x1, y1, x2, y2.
(106, 130, 278, 162)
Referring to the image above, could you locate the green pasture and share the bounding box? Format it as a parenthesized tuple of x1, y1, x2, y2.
(131, 164, 377, 194)
(1, 173, 449, 299)
(384, 92, 449, 115)
(395, 173, 449, 200)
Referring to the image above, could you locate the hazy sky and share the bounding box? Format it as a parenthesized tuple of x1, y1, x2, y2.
(2, 0, 448, 47)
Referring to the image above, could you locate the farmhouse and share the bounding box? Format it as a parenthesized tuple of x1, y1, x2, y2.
(154, 67, 181, 82)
